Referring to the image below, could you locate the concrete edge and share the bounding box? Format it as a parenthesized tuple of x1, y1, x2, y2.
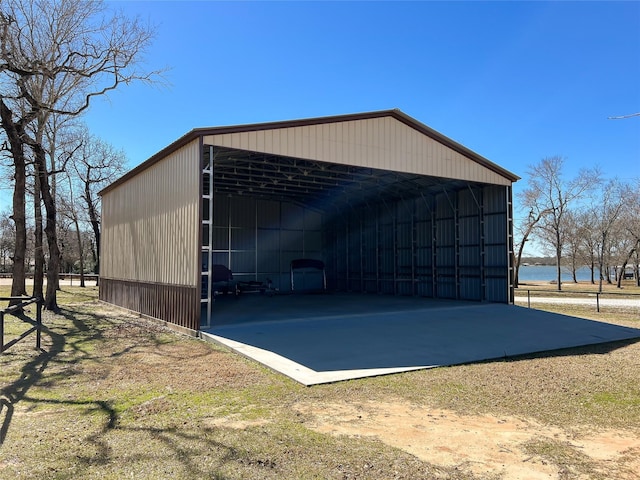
(200, 331, 436, 386)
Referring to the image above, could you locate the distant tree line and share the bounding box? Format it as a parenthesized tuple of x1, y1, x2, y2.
(514, 156, 640, 291)
(0, 0, 160, 310)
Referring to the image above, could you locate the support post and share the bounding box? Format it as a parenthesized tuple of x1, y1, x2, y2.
(36, 298, 42, 350)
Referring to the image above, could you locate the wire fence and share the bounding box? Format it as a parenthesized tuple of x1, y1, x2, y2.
(515, 288, 640, 313)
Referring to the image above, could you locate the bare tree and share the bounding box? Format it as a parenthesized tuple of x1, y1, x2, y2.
(0, 0, 160, 310)
(590, 179, 631, 292)
(526, 156, 600, 290)
(59, 173, 86, 286)
(562, 210, 585, 283)
(68, 129, 126, 280)
(0, 97, 29, 299)
(0, 209, 14, 273)
(513, 207, 549, 287)
(614, 184, 640, 288)
(574, 208, 598, 284)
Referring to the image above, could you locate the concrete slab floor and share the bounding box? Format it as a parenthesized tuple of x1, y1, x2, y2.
(200, 294, 640, 386)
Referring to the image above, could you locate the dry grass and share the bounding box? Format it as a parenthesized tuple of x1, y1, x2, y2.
(1, 285, 639, 479)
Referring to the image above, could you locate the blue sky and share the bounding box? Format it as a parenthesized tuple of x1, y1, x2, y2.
(2, 1, 639, 254)
(88, 1, 639, 182)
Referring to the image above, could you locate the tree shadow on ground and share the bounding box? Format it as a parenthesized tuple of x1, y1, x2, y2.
(0, 304, 253, 479)
(0, 306, 129, 446)
(0, 311, 65, 446)
(492, 336, 640, 365)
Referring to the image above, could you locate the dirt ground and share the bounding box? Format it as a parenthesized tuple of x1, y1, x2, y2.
(293, 401, 640, 480)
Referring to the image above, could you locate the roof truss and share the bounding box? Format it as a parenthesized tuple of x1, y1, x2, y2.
(207, 146, 474, 212)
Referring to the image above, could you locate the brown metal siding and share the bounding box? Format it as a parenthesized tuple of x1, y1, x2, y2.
(101, 139, 200, 286)
(100, 278, 200, 331)
(203, 117, 511, 186)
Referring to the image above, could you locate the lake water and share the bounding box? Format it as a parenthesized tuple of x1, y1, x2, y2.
(517, 265, 596, 282)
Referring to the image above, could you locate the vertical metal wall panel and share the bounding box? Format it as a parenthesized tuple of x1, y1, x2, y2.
(396, 199, 413, 295)
(211, 194, 324, 293)
(482, 186, 509, 302)
(361, 211, 378, 292)
(322, 193, 467, 299)
(457, 188, 482, 301)
(101, 139, 200, 287)
(203, 117, 512, 186)
(329, 217, 348, 291)
(434, 192, 456, 298)
(100, 279, 199, 331)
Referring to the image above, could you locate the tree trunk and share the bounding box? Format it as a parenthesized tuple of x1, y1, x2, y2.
(10, 154, 27, 300)
(33, 172, 45, 300)
(616, 247, 636, 289)
(513, 211, 548, 288)
(33, 143, 61, 312)
(514, 241, 526, 288)
(555, 240, 562, 291)
(0, 100, 28, 302)
(570, 254, 578, 283)
(72, 215, 85, 288)
(616, 262, 627, 289)
(85, 178, 101, 286)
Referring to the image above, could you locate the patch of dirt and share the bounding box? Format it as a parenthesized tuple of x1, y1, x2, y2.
(294, 400, 640, 480)
(83, 316, 270, 391)
(98, 340, 266, 391)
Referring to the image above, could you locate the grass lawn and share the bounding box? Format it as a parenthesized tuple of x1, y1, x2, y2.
(1, 285, 639, 479)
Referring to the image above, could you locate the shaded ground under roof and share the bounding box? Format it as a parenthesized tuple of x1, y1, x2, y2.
(201, 294, 640, 385)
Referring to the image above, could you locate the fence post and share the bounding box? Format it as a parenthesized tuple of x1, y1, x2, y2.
(36, 298, 42, 350)
(596, 292, 600, 313)
(0, 310, 4, 353)
(527, 289, 531, 308)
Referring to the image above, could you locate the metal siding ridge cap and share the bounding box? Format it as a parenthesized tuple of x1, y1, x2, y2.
(99, 109, 519, 197)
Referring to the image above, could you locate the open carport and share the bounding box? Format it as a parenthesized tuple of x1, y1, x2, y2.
(201, 295, 640, 385)
(99, 109, 640, 385)
(99, 110, 521, 334)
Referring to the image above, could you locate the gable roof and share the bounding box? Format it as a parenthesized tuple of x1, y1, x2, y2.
(101, 109, 518, 196)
